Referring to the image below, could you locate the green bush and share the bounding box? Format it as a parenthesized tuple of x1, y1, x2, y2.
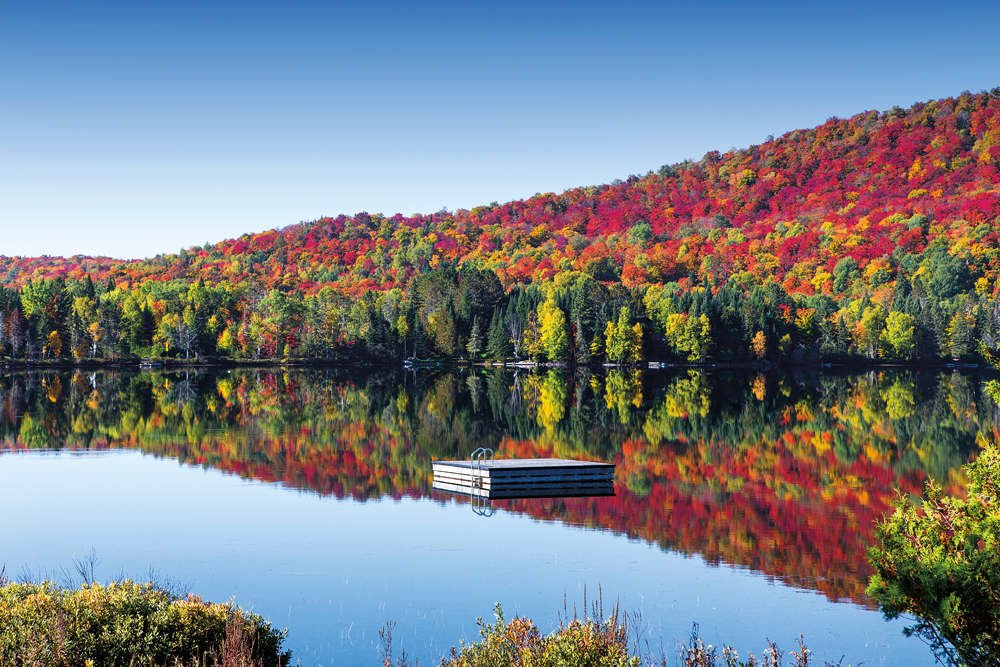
(0, 579, 289, 666)
(985, 379, 1000, 408)
(867, 445, 1000, 666)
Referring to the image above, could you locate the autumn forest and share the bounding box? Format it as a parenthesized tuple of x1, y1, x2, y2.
(2, 89, 1000, 368)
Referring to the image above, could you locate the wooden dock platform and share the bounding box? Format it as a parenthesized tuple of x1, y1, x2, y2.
(432, 458, 615, 499)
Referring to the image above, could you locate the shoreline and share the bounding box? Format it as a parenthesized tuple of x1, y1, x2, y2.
(0, 356, 993, 374)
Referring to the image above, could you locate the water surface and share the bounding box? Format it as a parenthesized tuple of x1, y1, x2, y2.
(2, 368, 993, 665)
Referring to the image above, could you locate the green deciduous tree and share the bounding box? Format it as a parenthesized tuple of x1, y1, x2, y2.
(983, 380, 1000, 408)
(851, 304, 886, 359)
(71, 296, 100, 358)
(880, 311, 916, 359)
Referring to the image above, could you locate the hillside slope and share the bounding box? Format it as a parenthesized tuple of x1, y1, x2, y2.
(3, 89, 999, 296)
(0, 89, 999, 364)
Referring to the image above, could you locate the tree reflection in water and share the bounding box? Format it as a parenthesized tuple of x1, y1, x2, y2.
(1, 367, 996, 606)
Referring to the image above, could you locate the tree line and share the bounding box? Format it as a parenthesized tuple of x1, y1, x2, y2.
(0, 251, 998, 367)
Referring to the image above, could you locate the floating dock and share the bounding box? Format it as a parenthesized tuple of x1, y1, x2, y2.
(432, 456, 615, 499)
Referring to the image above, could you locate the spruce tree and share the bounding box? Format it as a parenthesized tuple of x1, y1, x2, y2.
(574, 318, 590, 366)
(486, 308, 510, 360)
(466, 317, 482, 359)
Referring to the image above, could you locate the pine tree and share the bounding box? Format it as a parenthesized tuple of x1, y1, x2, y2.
(574, 318, 590, 366)
(946, 310, 975, 359)
(140, 305, 156, 349)
(486, 308, 510, 360)
(466, 317, 482, 359)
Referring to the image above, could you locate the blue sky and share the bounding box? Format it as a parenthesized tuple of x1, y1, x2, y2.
(2, 1, 999, 259)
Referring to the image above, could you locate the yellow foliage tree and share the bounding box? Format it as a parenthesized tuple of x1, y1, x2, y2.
(537, 297, 568, 361)
(44, 330, 62, 359)
(751, 330, 767, 359)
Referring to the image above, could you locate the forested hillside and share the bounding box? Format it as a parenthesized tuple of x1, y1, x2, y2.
(2, 89, 1000, 365)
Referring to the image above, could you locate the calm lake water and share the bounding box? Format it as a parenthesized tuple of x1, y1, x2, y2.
(2, 367, 993, 665)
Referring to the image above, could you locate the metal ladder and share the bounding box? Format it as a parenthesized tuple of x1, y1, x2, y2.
(469, 447, 494, 516)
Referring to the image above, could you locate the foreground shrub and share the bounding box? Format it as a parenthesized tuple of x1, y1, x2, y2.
(419, 605, 822, 667)
(437, 603, 638, 667)
(0, 579, 289, 666)
(867, 444, 1000, 666)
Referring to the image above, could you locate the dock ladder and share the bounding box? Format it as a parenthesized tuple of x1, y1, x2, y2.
(469, 447, 494, 516)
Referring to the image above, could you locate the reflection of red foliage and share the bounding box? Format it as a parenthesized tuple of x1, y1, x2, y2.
(488, 437, 952, 606)
(2, 412, 963, 608)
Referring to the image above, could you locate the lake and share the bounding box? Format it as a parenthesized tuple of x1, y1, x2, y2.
(1, 367, 993, 665)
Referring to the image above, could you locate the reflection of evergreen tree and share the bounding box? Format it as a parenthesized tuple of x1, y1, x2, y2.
(3, 367, 996, 604)
(2, 367, 985, 486)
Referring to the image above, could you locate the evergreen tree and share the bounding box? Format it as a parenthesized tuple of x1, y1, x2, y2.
(486, 308, 510, 360)
(466, 317, 483, 359)
(139, 304, 155, 351)
(946, 310, 975, 359)
(574, 318, 590, 366)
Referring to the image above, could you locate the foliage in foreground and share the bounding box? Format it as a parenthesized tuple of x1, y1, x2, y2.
(382, 603, 827, 667)
(677, 629, 819, 667)
(0, 577, 290, 667)
(867, 444, 1000, 666)
(436, 603, 637, 667)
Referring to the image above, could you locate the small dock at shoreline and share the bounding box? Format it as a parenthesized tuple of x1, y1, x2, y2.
(432, 456, 615, 499)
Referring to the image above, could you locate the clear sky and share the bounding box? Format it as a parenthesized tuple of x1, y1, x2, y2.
(3, 1, 999, 260)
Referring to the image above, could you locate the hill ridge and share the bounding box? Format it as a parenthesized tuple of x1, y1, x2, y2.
(0, 88, 998, 365)
(2, 88, 999, 297)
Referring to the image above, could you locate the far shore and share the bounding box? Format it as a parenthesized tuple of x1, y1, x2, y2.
(0, 355, 993, 374)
